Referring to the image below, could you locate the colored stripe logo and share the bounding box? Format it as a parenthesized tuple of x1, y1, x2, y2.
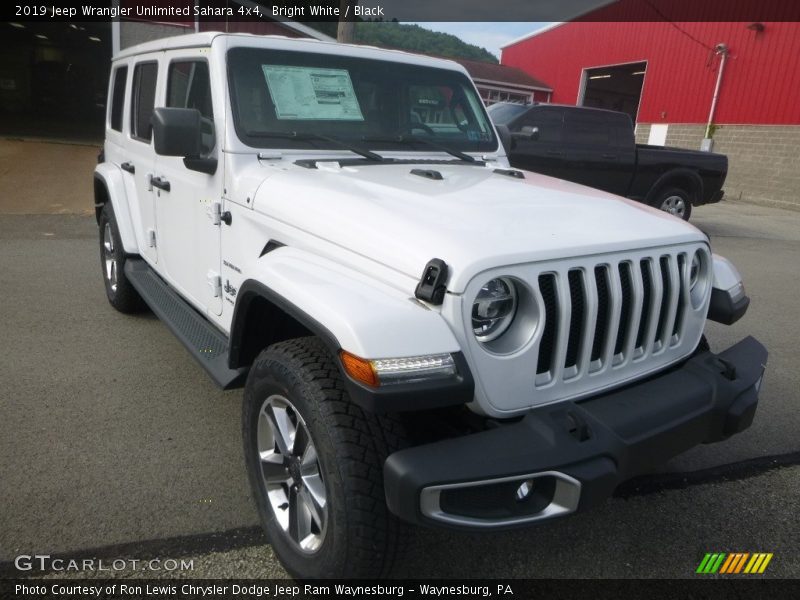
(696, 552, 773, 574)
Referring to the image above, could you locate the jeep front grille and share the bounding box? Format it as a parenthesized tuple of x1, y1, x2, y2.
(458, 243, 711, 414)
(534, 253, 688, 384)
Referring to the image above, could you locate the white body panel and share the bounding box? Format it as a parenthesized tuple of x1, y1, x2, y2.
(250, 160, 705, 292)
(245, 247, 461, 358)
(97, 32, 734, 418)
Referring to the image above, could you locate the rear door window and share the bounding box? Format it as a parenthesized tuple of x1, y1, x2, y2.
(109, 66, 127, 132)
(130, 62, 158, 142)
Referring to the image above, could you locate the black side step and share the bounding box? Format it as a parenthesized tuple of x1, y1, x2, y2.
(124, 259, 248, 390)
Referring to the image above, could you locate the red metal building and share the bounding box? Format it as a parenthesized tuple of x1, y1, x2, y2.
(500, 1, 800, 208)
(501, 20, 800, 125)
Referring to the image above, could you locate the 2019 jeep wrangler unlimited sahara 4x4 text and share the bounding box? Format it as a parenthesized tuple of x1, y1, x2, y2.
(94, 33, 766, 579)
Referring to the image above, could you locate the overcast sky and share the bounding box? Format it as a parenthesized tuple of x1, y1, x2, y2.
(408, 22, 553, 59)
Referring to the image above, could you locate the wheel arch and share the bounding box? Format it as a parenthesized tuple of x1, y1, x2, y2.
(94, 163, 139, 255)
(646, 168, 704, 206)
(228, 248, 463, 370)
(229, 280, 339, 370)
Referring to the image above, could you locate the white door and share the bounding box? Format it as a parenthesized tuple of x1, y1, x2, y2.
(153, 56, 223, 316)
(121, 60, 161, 265)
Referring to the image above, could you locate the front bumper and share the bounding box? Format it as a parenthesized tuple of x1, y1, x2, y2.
(384, 336, 767, 530)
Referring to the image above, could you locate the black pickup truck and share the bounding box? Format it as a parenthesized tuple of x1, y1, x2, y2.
(489, 102, 728, 220)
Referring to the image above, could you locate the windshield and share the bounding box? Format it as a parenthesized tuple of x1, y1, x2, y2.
(486, 102, 529, 125)
(227, 47, 498, 153)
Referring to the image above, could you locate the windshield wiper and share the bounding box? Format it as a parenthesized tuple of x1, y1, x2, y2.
(245, 131, 384, 162)
(361, 134, 478, 163)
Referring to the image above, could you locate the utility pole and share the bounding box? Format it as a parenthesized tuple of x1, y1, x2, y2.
(337, 0, 357, 43)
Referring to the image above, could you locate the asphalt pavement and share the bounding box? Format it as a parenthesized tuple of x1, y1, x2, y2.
(1, 199, 798, 579)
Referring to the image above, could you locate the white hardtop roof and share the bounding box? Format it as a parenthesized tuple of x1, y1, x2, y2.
(114, 31, 219, 59)
(113, 31, 466, 74)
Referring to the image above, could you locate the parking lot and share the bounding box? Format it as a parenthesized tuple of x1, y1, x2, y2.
(0, 140, 798, 579)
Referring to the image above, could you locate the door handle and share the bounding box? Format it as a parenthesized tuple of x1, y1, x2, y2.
(150, 176, 171, 192)
(545, 150, 564, 156)
(601, 153, 618, 159)
(121, 161, 135, 174)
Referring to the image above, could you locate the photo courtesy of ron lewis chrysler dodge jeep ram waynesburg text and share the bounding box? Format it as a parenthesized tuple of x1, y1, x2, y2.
(93, 32, 766, 579)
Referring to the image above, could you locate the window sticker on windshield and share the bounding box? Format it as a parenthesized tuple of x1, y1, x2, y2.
(261, 65, 364, 121)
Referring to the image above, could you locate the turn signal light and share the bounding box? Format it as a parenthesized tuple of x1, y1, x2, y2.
(340, 351, 379, 387)
(340, 351, 458, 387)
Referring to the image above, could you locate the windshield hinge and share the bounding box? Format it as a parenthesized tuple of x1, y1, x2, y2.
(208, 200, 232, 226)
(208, 201, 222, 225)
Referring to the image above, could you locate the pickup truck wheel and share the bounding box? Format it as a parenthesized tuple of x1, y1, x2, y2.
(243, 337, 410, 579)
(652, 187, 692, 220)
(98, 204, 146, 313)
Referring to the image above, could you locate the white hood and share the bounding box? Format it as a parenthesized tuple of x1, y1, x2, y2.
(252, 160, 706, 292)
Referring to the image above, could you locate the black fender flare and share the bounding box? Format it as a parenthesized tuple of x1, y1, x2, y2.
(645, 168, 704, 206)
(228, 279, 341, 369)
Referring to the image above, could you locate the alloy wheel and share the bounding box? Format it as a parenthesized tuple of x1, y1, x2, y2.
(257, 395, 327, 553)
(661, 195, 686, 218)
(103, 222, 118, 292)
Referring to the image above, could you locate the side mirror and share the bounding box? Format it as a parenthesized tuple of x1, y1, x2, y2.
(512, 125, 540, 141)
(495, 124, 512, 154)
(152, 107, 201, 157)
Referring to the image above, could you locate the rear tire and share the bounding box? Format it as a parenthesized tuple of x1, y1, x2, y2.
(242, 337, 410, 579)
(98, 203, 146, 313)
(651, 186, 692, 221)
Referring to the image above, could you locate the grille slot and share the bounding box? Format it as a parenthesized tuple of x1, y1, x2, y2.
(673, 254, 687, 338)
(536, 273, 558, 375)
(590, 266, 610, 363)
(532, 250, 693, 386)
(614, 262, 633, 356)
(635, 259, 653, 350)
(564, 270, 585, 369)
(655, 256, 672, 346)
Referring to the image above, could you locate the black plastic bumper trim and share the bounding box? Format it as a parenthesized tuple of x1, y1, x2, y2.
(708, 287, 750, 325)
(384, 336, 767, 530)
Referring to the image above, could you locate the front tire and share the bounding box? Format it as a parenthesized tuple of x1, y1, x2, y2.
(651, 186, 693, 220)
(98, 203, 146, 313)
(242, 337, 409, 579)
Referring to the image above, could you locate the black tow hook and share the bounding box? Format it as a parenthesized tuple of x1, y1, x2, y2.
(712, 357, 737, 381)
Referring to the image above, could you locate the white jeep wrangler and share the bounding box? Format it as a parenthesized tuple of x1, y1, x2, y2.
(94, 32, 766, 579)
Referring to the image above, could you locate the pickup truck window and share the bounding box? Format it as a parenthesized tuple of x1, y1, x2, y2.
(227, 47, 497, 153)
(486, 102, 528, 124)
(517, 107, 563, 143)
(563, 110, 611, 146)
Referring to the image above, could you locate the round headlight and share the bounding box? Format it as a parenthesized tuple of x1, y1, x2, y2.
(472, 277, 517, 342)
(688, 249, 710, 309)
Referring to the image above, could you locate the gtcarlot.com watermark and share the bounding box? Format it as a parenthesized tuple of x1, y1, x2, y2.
(14, 554, 194, 573)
